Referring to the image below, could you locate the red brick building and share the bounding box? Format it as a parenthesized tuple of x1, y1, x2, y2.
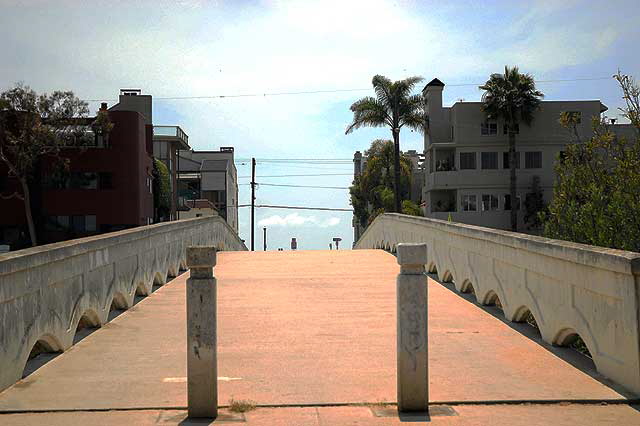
(0, 108, 154, 249)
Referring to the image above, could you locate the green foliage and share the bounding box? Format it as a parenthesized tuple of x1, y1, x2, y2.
(479, 66, 544, 126)
(345, 75, 426, 135)
(479, 66, 544, 232)
(542, 72, 640, 252)
(346, 75, 426, 213)
(523, 175, 546, 232)
(153, 158, 171, 221)
(350, 139, 421, 228)
(0, 83, 111, 245)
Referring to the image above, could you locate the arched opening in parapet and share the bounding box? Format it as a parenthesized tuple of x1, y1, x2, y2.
(484, 290, 503, 311)
(441, 270, 453, 283)
(134, 282, 148, 305)
(513, 306, 541, 337)
(73, 309, 101, 344)
(179, 259, 187, 272)
(152, 272, 165, 293)
(460, 280, 477, 300)
(427, 262, 437, 274)
(23, 334, 63, 378)
(108, 292, 128, 321)
(554, 328, 594, 361)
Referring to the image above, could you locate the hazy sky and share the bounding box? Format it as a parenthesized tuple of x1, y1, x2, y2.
(1, 0, 639, 250)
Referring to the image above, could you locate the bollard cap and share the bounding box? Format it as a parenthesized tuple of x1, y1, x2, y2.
(396, 243, 427, 266)
(187, 246, 217, 268)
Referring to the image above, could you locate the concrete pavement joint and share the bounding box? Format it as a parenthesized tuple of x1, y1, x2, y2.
(1, 398, 639, 415)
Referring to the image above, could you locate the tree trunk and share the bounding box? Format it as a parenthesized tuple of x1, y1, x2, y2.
(20, 178, 37, 246)
(393, 128, 402, 214)
(509, 131, 517, 232)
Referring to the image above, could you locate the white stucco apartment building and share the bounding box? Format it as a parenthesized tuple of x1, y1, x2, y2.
(421, 77, 618, 231)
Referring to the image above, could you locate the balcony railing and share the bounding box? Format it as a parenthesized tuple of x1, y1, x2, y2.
(153, 125, 189, 147)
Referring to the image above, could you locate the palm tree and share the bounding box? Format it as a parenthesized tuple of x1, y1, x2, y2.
(346, 75, 426, 213)
(479, 66, 543, 232)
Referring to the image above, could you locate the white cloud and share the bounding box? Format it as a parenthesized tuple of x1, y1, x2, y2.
(258, 213, 340, 228)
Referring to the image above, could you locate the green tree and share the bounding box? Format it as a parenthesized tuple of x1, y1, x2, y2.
(153, 158, 171, 222)
(0, 84, 111, 246)
(523, 175, 545, 232)
(479, 66, 544, 232)
(350, 139, 421, 229)
(346, 75, 426, 213)
(542, 72, 640, 252)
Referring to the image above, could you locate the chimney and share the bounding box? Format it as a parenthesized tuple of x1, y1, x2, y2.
(100, 102, 108, 111)
(422, 78, 445, 146)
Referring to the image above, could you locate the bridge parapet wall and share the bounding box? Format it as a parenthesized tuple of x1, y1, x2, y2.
(0, 216, 246, 391)
(355, 213, 640, 395)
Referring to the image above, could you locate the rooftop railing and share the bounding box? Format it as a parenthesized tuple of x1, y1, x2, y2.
(153, 125, 189, 146)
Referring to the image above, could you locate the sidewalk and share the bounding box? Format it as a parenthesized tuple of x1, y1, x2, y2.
(0, 250, 637, 424)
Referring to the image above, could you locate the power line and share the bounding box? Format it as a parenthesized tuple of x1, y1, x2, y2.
(251, 204, 352, 212)
(238, 173, 353, 178)
(82, 76, 615, 102)
(240, 183, 349, 189)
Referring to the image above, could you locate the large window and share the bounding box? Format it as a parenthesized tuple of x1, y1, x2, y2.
(481, 194, 499, 211)
(46, 215, 96, 232)
(460, 152, 476, 170)
(503, 152, 520, 169)
(46, 172, 113, 190)
(525, 151, 542, 169)
(481, 121, 497, 135)
(481, 152, 498, 169)
(462, 195, 477, 211)
(503, 194, 521, 211)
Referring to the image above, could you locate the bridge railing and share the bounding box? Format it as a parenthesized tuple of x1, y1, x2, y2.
(355, 213, 640, 395)
(0, 216, 246, 392)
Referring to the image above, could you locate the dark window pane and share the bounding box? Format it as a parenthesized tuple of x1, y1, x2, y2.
(460, 152, 476, 170)
(525, 152, 542, 169)
(481, 152, 498, 169)
(71, 172, 98, 189)
(71, 215, 86, 232)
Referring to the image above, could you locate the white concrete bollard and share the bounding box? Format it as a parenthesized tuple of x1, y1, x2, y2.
(186, 246, 218, 418)
(396, 243, 428, 413)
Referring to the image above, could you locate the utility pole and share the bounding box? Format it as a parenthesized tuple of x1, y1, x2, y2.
(263, 227, 267, 251)
(251, 158, 256, 251)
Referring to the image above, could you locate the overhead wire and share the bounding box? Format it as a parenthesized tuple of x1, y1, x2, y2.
(83, 76, 615, 102)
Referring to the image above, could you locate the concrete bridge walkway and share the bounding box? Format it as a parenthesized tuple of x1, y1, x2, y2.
(0, 250, 639, 424)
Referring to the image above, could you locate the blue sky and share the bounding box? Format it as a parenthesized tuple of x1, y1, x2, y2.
(1, 0, 638, 250)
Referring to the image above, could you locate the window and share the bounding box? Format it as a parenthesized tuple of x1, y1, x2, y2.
(481, 152, 498, 169)
(525, 151, 542, 169)
(46, 215, 70, 231)
(481, 121, 497, 135)
(460, 152, 476, 170)
(503, 123, 520, 134)
(462, 195, 477, 211)
(503, 152, 520, 169)
(70, 215, 97, 233)
(563, 111, 582, 123)
(481, 194, 499, 211)
(503, 194, 521, 211)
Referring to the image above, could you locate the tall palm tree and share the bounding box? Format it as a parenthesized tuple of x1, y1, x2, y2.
(479, 66, 543, 232)
(346, 75, 426, 213)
